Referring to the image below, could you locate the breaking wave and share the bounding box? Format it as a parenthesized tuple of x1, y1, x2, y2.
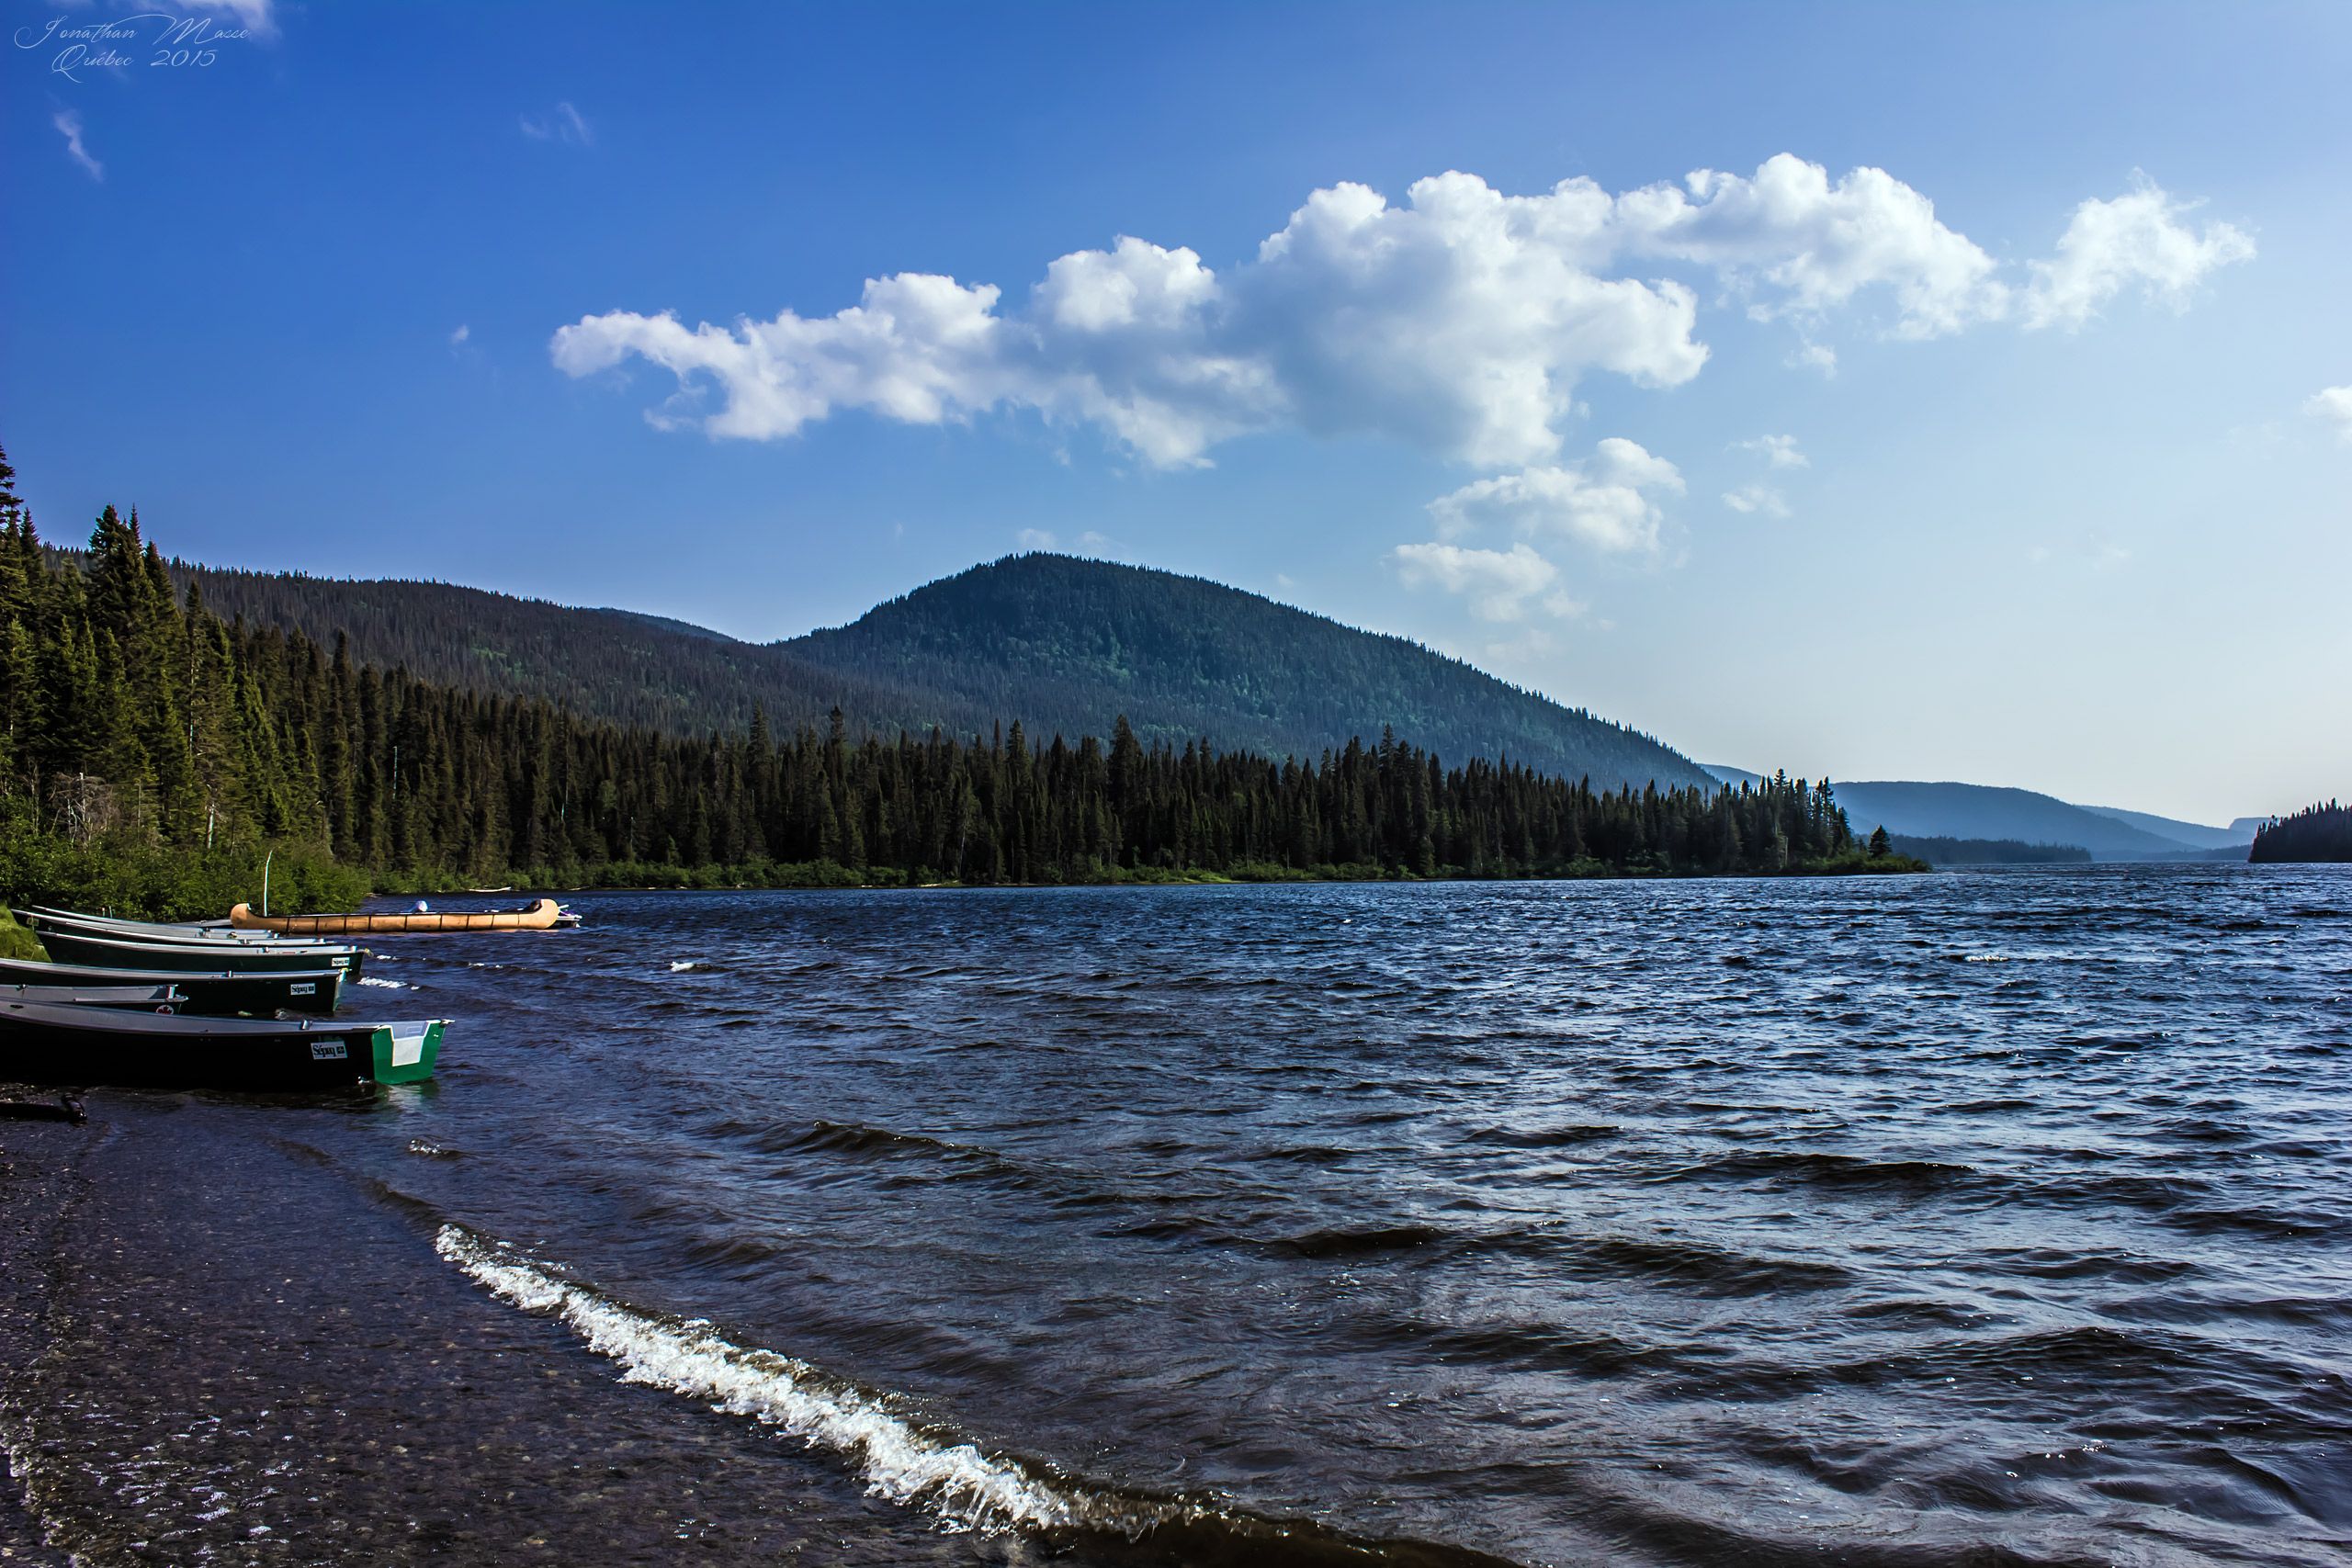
(435, 1224, 1110, 1531)
(432, 1225, 1520, 1562)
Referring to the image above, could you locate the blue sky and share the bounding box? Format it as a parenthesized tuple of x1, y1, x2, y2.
(6, 1, 2346, 823)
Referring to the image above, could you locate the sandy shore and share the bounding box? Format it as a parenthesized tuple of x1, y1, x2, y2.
(0, 1097, 999, 1567)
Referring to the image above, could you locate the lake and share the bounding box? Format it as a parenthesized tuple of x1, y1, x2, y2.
(2, 865, 2346, 1565)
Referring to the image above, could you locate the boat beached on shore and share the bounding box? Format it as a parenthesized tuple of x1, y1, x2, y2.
(0, 999, 445, 1089)
(30, 927, 368, 982)
(20, 906, 279, 943)
(0, 900, 524, 1088)
(0, 957, 342, 1016)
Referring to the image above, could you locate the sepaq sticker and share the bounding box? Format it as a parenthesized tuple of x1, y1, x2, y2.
(310, 1041, 348, 1061)
(289, 982, 316, 995)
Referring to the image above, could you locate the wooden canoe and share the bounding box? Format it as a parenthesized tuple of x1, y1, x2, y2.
(228, 897, 564, 936)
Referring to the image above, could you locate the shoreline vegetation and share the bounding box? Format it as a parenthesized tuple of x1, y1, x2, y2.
(0, 468, 1926, 921)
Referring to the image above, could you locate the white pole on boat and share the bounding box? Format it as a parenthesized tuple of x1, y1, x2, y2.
(262, 850, 273, 917)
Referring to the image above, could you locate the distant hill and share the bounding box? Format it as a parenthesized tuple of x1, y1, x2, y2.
(2076, 804, 2254, 850)
(1804, 782, 2190, 859)
(1702, 766, 2247, 861)
(175, 553, 1711, 790)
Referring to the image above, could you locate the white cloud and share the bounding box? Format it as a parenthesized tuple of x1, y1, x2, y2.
(1427, 438, 1683, 555)
(522, 102, 594, 147)
(1390, 541, 1565, 622)
(1723, 483, 1791, 519)
(449, 323, 470, 346)
(1610, 153, 2007, 338)
(1735, 434, 1807, 468)
(53, 110, 101, 181)
(553, 273, 1014, 441)
(2023, 175, 2253, 330)
(1015, 528, 1057, 550)
(1786, 341, 1838, 376)
(2306, 386, 2352, 446)
(554, 157, 2249, 467)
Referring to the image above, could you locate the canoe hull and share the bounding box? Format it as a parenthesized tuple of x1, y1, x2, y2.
(227, 898, 563, 936)
(0, 1002, 444, 1090)
(2, 984, 183, 1011)
(21, 908, 287, 945)
(0, 959, 343, 1017)
(33, 929, 367, 983)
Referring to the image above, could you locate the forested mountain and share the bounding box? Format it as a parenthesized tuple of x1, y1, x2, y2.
(787, 555, 1709, 788)
(172, 553, 1711, 791)
(2249, 802, 2352, 863)
(0, 472, 1907, 915)
(156, 565, 943, 738)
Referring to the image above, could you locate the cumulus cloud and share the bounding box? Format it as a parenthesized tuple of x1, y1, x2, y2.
(1015, 527, 1057, 550)
(554, 158, 2248, 468)
(1735, 434, 1807, 468)
(449, 323, 470, 346)
(1390, 542, 1566, 622)
(552, 171, 1709, 468)
(2306, 386, 2352, 446)
(553, 272, 1015, 440)
(1723, 483, 1792, 519)
(1610, 153, 2006, 337)
(523, 101, 593, 147)
(53, 109, 101, 181)
(1427, 438, 1684, 554)
(2023, 175, 2254, 330)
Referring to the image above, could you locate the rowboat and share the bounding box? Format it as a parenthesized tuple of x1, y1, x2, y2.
(0, 958, 343, 1017)
(0, 1000, 446, 1089)
(20, 907, 311, 946)
(32, 928, 368, 983)
(228, 897, 566, 936)
(3, 983, 184, 1011)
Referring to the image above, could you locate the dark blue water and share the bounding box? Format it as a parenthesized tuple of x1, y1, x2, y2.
(4, 866, 2347, 1565)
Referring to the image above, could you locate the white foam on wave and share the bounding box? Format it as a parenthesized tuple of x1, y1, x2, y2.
(357, 976, 412, 988)
(669, 960, 699, 972)
(433, 1225, 1200, 1536)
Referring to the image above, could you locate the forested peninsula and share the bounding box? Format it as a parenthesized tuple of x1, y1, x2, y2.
(0, 461, 1921, 918)
(2249, 802, 2352, 863)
